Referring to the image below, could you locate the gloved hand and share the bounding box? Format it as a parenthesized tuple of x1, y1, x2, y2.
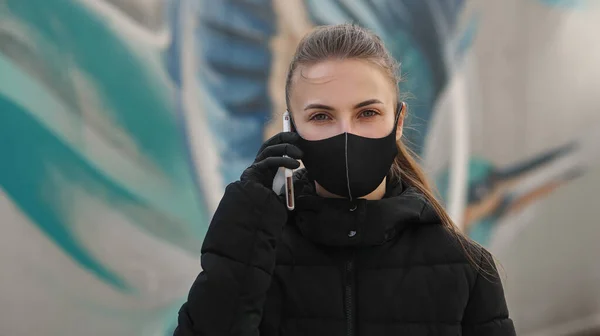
(240, 132, 303, 189)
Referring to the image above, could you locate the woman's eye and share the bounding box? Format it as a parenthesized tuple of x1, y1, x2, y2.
(360, 110, 378, 118)
(310, 113, 331, 121)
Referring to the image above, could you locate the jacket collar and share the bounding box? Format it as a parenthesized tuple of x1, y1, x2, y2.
(289, 169, 439, 248)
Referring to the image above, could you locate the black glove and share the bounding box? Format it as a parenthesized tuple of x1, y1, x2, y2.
(240, 132, 303, 189)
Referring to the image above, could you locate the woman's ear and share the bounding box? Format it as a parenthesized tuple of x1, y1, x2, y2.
(395, 102, 406, 141)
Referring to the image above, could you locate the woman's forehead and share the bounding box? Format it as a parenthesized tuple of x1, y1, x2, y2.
(290, 59, 395, 108)
(295, 59, 387, 83)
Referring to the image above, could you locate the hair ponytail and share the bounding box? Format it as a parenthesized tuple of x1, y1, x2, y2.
(391, 141, 495, 277)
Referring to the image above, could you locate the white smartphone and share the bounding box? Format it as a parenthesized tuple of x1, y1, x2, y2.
(283, 110, 295, 210)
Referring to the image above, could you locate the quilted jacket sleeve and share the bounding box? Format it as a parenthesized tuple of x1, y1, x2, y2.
(462, 252, 517, 336)
(174, 180, 287, 336)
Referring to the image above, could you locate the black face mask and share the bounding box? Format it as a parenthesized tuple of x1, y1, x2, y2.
(295, 106, 401, 200)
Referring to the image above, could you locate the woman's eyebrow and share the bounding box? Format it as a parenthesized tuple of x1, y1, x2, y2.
(304, 99, 384, 111)
(354, 99, 383, 108)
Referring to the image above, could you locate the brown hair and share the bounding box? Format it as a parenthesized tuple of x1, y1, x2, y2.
(285, 23, 495, 277)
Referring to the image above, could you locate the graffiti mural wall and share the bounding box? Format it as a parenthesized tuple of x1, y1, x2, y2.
(0, 0, 208, 335)
(0, 0, 598, 335)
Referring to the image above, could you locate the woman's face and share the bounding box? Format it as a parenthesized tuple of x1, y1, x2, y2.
(289, 59, 403, 141)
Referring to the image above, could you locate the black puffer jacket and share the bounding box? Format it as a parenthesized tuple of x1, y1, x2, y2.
(175, 170, 516, 336)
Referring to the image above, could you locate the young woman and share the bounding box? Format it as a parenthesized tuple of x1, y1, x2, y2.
(174, 24, 516, 336)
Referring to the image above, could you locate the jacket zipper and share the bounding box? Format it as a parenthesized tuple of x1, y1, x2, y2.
(345, 258, 355, 336)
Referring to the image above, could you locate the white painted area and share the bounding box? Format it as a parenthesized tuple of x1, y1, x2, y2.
(445, 68, 470, 230)
(179, 0, 224, 215)
(77, 0, 170, 48)
(492, 166, 600, 335)
(0, 189, 197, 336)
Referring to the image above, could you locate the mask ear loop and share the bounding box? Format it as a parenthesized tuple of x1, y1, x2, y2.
(388, 102, 406, 188)
(395, 102, 405, 126)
